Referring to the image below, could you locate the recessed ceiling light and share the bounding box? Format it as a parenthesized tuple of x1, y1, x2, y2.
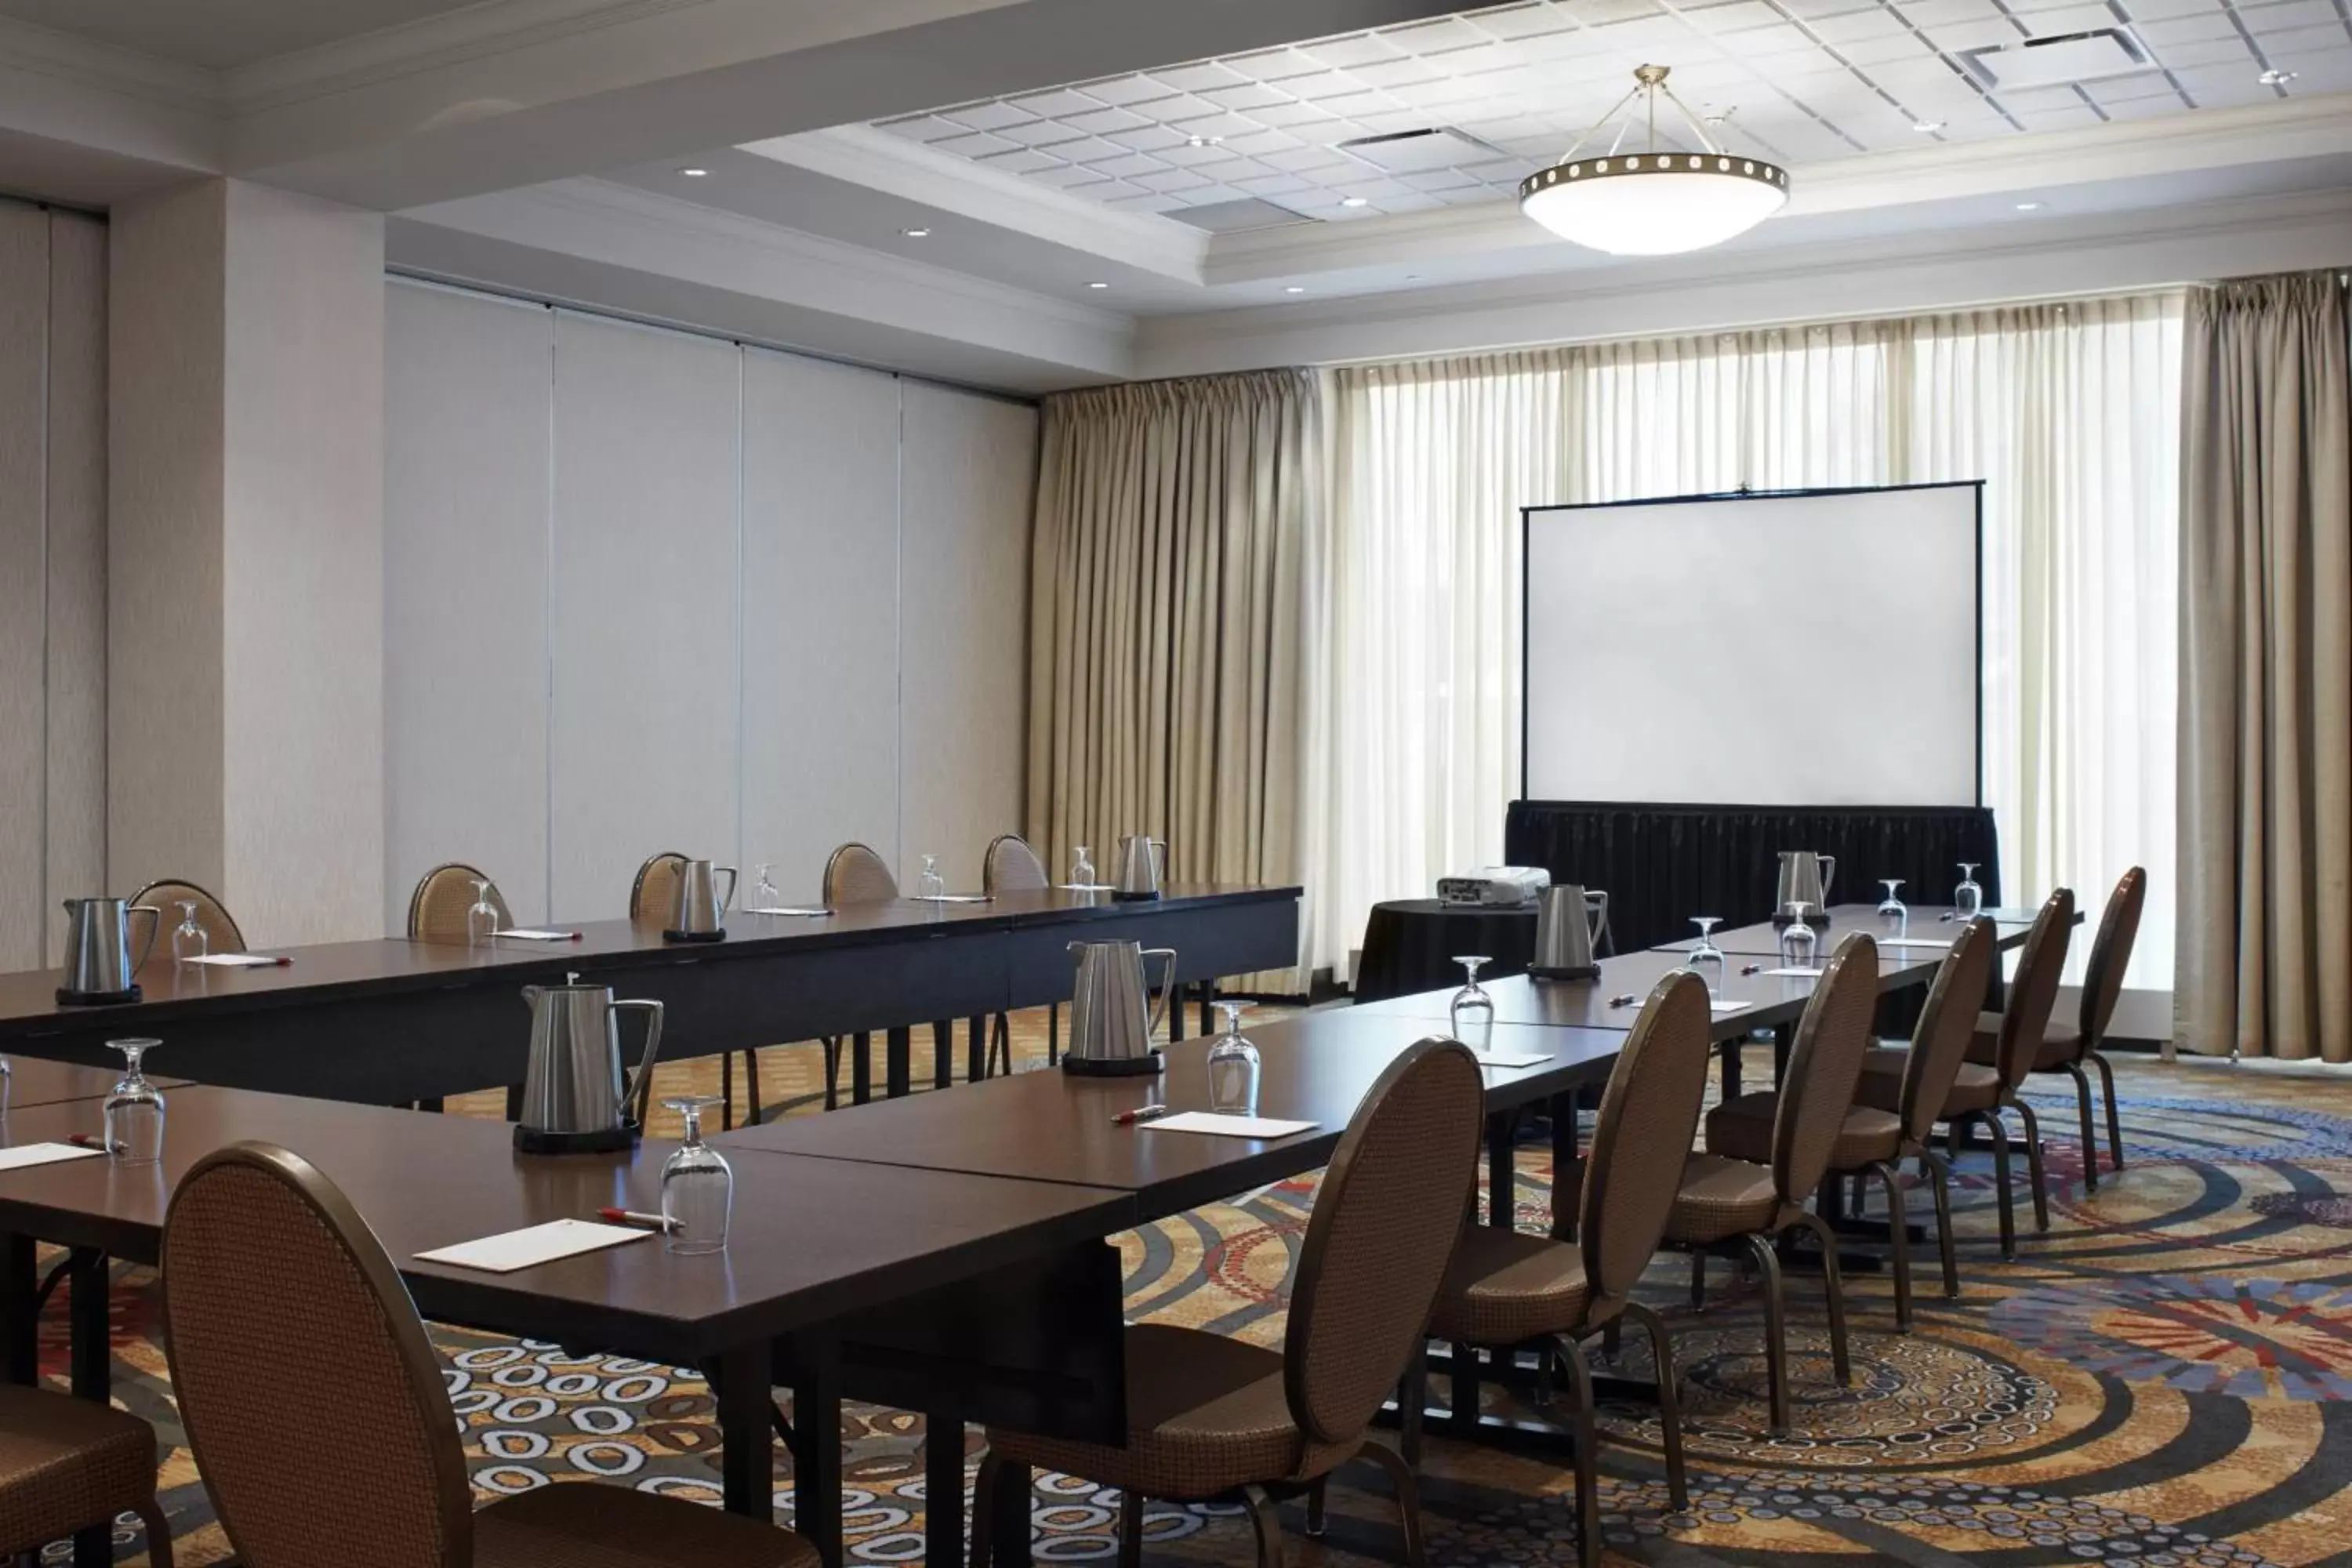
(2259, 67, 2296, 86)
(1284, 285, 1306, 294)
(900, 226, 931, 238)
(1087, 281, 1109, 289)
(1186, 134, 1224, 147)
(2016, 201, 2042, 211)
(1914, 120, 1946, 132)
(1340, 195, 1369, 208)
(678, 167, 709, 178)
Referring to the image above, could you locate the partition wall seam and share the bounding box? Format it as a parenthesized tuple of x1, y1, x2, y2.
(37, 217, 51, 959)
(543, 303, 558, 924)
(893, 376, 906, 873)
(734, 350, 746, 875)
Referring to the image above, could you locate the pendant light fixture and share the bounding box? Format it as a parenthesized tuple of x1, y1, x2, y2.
(1519, 64, 1791, 256)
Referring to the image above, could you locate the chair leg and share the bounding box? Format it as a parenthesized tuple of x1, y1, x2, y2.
(991, 1012, 1012, 1076)
(1359, 1436, 1429, 1568)
(822, 1037, 841, 1112)
(1555, 1331, 1602, 1568)
(136, 1497, 175, 1568)
(720, 1049, 735, 1131)
(2092, 1049, 2125, 1171)
(744, 1047, 764, 1125)
(1626, 1301, 1686, 1510)
(1119, 1489, 1145, 1568)
(1871, 1160, 1913, 1332)
(1795, 1211, 1853, 1385)
(1047, 1003, 1060, 1065)
(1980, 1111, 2017, 1259)
(504, 1082, 524, 1121)
(1242, 1483, 1287, 1568)
(1922, 1148, 1960, 1298)
(1400, 1341, 1428, 1467)
(1741, 1233, 1791, 1434)
(2063, 1062, 2098, 1192)
(971, 1450, 1000, 1568)
(1688, 1250, 1707, 1309)
(1305, 1478, 1327, 1536)
(2014, 1098, 2051, 1232)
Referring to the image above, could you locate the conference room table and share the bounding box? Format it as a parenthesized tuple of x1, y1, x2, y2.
(1649, 901, 2046, 957)
(0, 884, 1299, 1105)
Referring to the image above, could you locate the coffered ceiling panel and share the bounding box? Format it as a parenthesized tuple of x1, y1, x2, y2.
(870, 0, 2351, 220)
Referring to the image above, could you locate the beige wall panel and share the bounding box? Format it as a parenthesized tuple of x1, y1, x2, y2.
(739, 348, 901, 902)
(383, 282, 554, 929)
(0, 205, 45, 968)
(897, 383, 1035, 891)
(44, 210, 107, 961)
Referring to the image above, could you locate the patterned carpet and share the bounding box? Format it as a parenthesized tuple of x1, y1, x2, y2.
(50, 1013, 2352, 1566)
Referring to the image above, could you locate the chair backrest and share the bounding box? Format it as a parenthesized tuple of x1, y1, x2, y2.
(1283, 1036, 1484, 1446)
(1579, 970, 1712, 1306)
(2078, 867, 2147, 1046)
(405, 863, 511, 940)
(162, 1142, 470, 1568)
(1994, 887, 2077, 1090)
(823, 842, 898, 906)
(1769, 931, 1882, 1201)
(982, 833, 1050, 895)
(130, 879, 245, 953)
(1896, 916, 1999, 1144)
(630, 852, 688, 925)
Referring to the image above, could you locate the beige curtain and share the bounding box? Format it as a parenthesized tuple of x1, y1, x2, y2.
(2176, 273, 2352, 1060)
(1025, 370, 1321, 986)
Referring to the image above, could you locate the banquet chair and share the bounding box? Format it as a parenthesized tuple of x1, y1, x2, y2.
(1661, 931, 1878, 1433)
(1860, 888, 2074, 1259)
(632, 851, 768, 1128)
(0, 1380, 173, 1566)
(1968, 868, 2143, 1189)
(1709, 917, 1998, 1324)
(971, 1037, 1486, 1568)
(161, 1141, 816, 1568)
(982, 833, 1051, 1071)
(406, 863, 518, 1112)
(818, 843, 899, 1110)
(129, 878, 245, 959)
(1407, 970, 1712, 1563)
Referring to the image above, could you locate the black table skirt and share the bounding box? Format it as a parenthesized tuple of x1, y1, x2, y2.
(1503, 800, 2000, 957)
(1354, 900, 1541, 1004)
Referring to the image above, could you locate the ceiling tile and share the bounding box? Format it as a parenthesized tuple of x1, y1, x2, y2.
(1806, 7, 1911, 39)
(2238, 0, 2341, 31)
(1022, 164, 1113, 189)
(2118, 0, 2230, 17)
(1151, 62, 1251, 93)
(1250, 100, 1345, 129)
(972, 147, 1067, 175)
(1895, 0, 2005, 25)
(1348, 56, 1447, 89)
(1131, 168, 1214, 193)
(2132, 12, 2246, 42)
(1089, 151, 1170, 179)
(1838, 29, 1941, 60)
(1220, 48, 1326, 82)
(1065, 75, 1174, 108)
(2011, 102, 2108, 128)
(1006, 88, 1106, 118)
(1384, 15, 1509, 51)
(930, 130, 1022, 158)
(1105, 123, 1189, 153)
(1920, 17, 2026, 51)
(1230, 171, 1316, 195)
(993, 120, 1091, 147)
(1200, 82, 1298, 112)
(1258, 144, 1355, 172)
(940, 100, 1039, 133)
(2148, 34, 2257, 64)
(2288, 45, 2352, 86)
(1221, 126, 1306, 156)
(1681, 2, 1792, 32)
(2259, 21, 2352, 49)
(1101, 191, 1190, 212)
(1063, 105, 1154, 135)
(1470, 3, 1583, 39)
(1048, 136, 1140, 165)
(877, 114, 970, 143)
(1774, 0, 1883, 16)
(2099, 87, 2196, 114)
(2009, 3, 2119, 31)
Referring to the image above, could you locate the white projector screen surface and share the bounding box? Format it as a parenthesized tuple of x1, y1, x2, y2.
(1523, 485, 1980, 807)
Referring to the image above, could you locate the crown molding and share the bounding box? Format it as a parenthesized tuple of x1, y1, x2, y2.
(744, 125, 1209, 283)
(0, 13, 220, 110)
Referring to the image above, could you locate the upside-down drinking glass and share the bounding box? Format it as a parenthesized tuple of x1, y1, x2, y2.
(1686, 917, 1725, 971)
(917, 855, 946, 901)
(172, 902, 207, 964)
(1878, 879, 1907, 934)
(102, 1038, 165, 1165)
(1449, 956, 1494, 1055)
(1073, 847, 1097, 887)
(753, 864, 779, 912)
(466, 880, 499, 946)
(1955, 863, 1984, 920)
(1780, 902, 1818, 969)
(1206, 1002, 1261, 1116)
(659, 1097, 731, 1255)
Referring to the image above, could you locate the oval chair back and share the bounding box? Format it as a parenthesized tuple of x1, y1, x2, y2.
(1896, 916, 2000, 1145)
(1282, 1037, 1485, 1446)
(823, 843, 898, 906)
(129, 879, 245, 956)
(629, 852, 689, 926)
(1579, 970, 1713, 1310)
(982, 833, 1050, 895)
(162, 1142, 470, 1568)
(2078, 868, 2147, 1048)
(405, 863, 510, 940)
(1769, 931, 1882, 1204)
(1994, 889, 2078, 1092)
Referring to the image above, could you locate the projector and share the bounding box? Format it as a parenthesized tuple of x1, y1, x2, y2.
(1436, 867, 1552, 907)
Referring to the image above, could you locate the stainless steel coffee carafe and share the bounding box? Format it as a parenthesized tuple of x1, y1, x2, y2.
(1529, 885, 1607, 982)
(1062, 939, 1177, 1076)
(514, 974, 666, 1154)
(1775, 851, 1836, 926)
(1112, 835, 1166, 902)
(665, 859, 738, 943)
(57, 897, 163, 1004)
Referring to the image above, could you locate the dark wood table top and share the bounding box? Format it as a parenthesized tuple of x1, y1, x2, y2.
(0, 884, 1298, 1035)
(1347, 944, 1943, 1035)
(1649, 902, 2046, 956)
(0, 1054, 192, 1110)
(717, 1007, 1623, 1221)
(0, 1087, 1135, 1363)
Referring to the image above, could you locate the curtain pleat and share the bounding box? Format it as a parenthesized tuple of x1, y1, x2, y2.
(1025, 370, 1320, 989)
(2176, 273, 2352, 1060)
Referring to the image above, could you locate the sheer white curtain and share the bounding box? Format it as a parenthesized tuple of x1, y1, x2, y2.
(1313, 296, 2183, 987)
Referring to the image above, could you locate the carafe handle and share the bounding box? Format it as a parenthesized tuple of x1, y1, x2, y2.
(1817, 855, 1836, 906)
(1151, 838, 1167, 881)
(1586, 888, 1610, 949)
(714, 866, 739, 914)
(128, 905, 164, 974)
(1141, 946, 1178, 1040)
(613, 999, 666, 1127)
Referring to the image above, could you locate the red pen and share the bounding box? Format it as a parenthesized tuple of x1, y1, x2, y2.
(597, 1207, 677, 1232)
(67, 1133, 122, 1153)
(1111, 1104, 1171, 1126)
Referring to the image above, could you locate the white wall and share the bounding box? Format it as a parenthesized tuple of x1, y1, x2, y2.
(383, 279, 1037, 929)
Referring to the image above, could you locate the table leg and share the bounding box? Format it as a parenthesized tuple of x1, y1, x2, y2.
(1, 1235, 34, 1385)
(985, 1452, 1032, 1567)
(1773, 1023, 1795, 1085)
(967, 1015, 987, 1082)
(1550, 1090, 1584, 1241)
(70, 1251, 110, 1568)
(1486, 1109, 1517, 1229)
(933, 1022, 953, 1091)
(1199, 979, 1216, 1036)
(1168, 990, 1185, 1044)
(851, 1033, 873, 1104)
(783, 1353, 842, 1568)
(1720, 1038, 1742, 1100)
(886, 1027, 911, 1098)
(926, 1398, 967, 1568)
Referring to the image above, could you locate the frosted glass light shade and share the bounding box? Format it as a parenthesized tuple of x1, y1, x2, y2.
(1519, 152, 1790, 256)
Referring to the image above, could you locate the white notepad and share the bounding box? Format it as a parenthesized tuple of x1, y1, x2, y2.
(492, 929, 579, 942)
(1145, 1112, 1316, 1139)
(1473, 1051, 1552, 1069)
(415, 1218, 650, 1274)
(0, 1142, 105, 1173)
(745, 906, 833, 918)
(1058, 883, 1118, 893)
(181, 953, 288, 967)
(1762, 966, 1824, 978)
(1879, 937, 1952, 949)
(912, 893, 993, 904)
(1709, 1000, 1753, 1015)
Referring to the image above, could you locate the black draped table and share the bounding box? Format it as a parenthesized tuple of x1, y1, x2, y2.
(1503, 800, 2000, 956)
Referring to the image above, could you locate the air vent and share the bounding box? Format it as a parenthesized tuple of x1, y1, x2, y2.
(1960, 29, 2152, 91)
(1338, 126, 1505, 175)
(1163, 198, 1317, 234)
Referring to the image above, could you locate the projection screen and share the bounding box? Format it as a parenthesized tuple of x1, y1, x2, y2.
(1523, 483, 1981, 807)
